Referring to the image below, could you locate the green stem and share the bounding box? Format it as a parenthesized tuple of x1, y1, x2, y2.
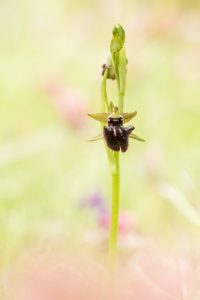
(101, 70, 120, 269)
(118, 92, 124, 113)
(103, 24, 126, 284)
(101, 69, 109, 112)
(108, 152, 120, 271)
(101, 68, 116, 174)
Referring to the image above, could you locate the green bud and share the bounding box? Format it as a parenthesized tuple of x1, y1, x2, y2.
(112, 24, 125, 45)
(110, 24, 125, 54)
(118, 47, 127, 95)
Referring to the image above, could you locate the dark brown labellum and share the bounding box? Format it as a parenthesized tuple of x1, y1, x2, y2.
(103, 117, 134, 152)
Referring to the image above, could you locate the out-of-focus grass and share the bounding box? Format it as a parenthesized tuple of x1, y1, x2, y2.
(0, 0, 200, 273)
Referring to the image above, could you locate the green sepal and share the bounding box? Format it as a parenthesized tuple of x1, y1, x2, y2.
(88, 133, 103, 142)
(122, 111, 137, 123)
(130, 133, 145, 142)
(88, 113, 109, 123)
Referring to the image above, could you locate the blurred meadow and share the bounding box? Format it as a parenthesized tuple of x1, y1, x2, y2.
(1, 0, 200, 298)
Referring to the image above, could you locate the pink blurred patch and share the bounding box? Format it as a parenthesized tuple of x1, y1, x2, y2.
(99, 211, 137, 236)
(5, 249, 198, 300)
(44, 79, 88, 129)
(7, 255, 103, 300)
(119, 251, 197, 300)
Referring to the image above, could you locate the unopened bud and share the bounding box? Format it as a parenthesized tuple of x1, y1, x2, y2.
(110, 24, 125, 54)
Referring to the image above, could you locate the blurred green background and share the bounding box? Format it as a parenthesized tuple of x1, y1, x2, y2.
(1, 0, 200, 268)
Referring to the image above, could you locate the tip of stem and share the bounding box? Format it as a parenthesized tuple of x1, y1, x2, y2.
(112, 24, 125, 45)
